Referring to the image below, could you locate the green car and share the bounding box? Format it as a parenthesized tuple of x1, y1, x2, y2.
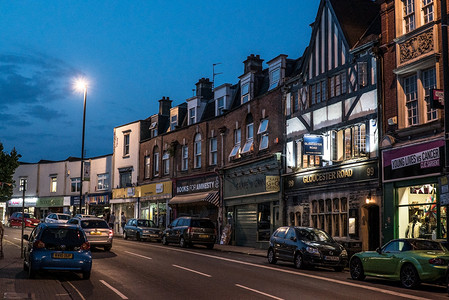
(350, 238, 449, 289)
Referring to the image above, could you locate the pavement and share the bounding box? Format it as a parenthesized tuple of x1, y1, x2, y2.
(0, 232, 266, 299)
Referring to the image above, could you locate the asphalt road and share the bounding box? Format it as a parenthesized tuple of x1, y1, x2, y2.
(1, 226, 448, 300)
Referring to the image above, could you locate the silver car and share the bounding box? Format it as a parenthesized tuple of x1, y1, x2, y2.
(67, 217, 113, 251)
(45, 213, 71, 224)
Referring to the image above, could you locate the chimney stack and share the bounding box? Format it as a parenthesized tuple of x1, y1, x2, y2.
(195, 78, 213, 100)
(243, 54, 263, 74)
(158, 96, 172, 116)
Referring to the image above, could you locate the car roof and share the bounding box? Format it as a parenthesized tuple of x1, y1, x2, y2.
(73, 216, 104, 220)
(40, 223, 80, 229)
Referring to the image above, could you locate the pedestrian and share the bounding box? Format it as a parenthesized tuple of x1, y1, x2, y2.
(109, 211, 116, 230)
(121, 212, 126, 233)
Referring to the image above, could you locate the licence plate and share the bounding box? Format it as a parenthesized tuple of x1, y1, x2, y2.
(52, 253, 73, 259)
(199, 234, 209, 238)
(90, 231, 102, 235)
(324, 256, 340, 261)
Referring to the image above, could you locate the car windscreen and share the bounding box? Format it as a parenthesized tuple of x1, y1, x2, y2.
(191, 219, 215, 228)
(20, 213, 35, 219)
(80, 220, 109, 229)
(410, 240, 444, 251)
(296, 228, 333, 242)
(137, 220, 156, 227)
(41, 228, 86, 246)
(58, 215, 71, 220)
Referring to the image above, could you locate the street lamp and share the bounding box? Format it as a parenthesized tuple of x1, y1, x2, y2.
(75, 78, 88, 216)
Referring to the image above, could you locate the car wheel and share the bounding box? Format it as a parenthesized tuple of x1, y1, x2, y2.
(206, 243, 214, 249)
(6, 221, 11, 227)
(334, 266, 344, 272)
(28, 261, 35, 279)
(123, 231, 128, 240)
(162, 236, 168, 245)
(104, 245, 112, 251)
(179, 237, 187, 248)
(82, 272, 91, 280)
(267, 248, 277, 264)
(350, 257, 365, 280)
(294, 253, 304, 269)
(136, 233, 141, 242)
(400, 264, 420, 289)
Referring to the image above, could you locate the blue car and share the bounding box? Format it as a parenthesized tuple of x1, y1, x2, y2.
(23, 223, 92, 279)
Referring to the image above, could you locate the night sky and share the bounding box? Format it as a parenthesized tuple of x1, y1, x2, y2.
(0, 1, 319, 163)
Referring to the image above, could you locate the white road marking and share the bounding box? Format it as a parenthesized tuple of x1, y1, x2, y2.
(148, 245, 432, 300)
(172, 264, 212, 277)
(4, 239, 21, 248)
(13, 238, 21, 241)
(100, 280, 128, 299)
(236, 284, 284, 300)
(124, 251, 152, 260)
(67, 281, 86, 300)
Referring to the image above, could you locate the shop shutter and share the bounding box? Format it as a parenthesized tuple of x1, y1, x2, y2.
(235, 204, 257, 247)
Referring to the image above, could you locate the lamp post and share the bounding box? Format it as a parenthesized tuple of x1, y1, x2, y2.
(75, 79, 88, 216)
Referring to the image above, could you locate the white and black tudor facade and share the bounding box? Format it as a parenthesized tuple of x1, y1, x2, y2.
(283, 0, 382, 253)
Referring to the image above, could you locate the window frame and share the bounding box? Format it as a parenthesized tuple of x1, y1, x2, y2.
(123, 133, 130, 156)
(162, 151, 170, 175)
(50, 176, 57, 193)
(144, 155, 151, 179)
(97, 173, 109, 191)
(71, 177, 81, 193)
(194, 133, 202, 168)
(182, 145, 188, 171)
(210, 137, 217, 166)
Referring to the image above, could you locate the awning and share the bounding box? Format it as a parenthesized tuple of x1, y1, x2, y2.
(169, 191, 219, 207)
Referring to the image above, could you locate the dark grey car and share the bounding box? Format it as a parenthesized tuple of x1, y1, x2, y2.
(123, 219, 162, 242)
(162, 217, 216, 249)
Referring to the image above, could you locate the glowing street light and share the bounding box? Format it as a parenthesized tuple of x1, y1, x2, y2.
(74, 78, 88, 216)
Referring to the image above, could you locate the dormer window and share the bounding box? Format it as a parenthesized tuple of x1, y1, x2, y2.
(189, 108, 196, 125)
(269, 68, 280, 90)
(217, 96, 225, 115)
(241, 83, 249, 104)
(170, 115, 177, 131)
(150, 122, 158, 138)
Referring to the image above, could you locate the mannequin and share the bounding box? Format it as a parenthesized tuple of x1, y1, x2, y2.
(405, 215, 422, 238)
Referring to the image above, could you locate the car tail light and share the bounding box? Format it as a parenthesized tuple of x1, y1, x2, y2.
(187, 227, 192, 236)
(429, 258, 446, 265)
(33, 240, 45, 249)
(81, 242, 90, 251)
(109, 229, 114, 238)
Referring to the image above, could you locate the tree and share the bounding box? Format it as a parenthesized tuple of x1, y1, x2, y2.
(0, 142, 21, 202)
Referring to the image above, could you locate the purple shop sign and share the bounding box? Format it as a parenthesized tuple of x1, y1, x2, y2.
(382, 139, 444, 182)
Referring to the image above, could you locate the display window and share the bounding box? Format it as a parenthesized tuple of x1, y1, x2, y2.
(311, 198, 348, 237)
(397, 184, 446, 239)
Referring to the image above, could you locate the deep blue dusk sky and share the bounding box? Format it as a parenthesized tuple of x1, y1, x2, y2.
(0, 1, 319, 163)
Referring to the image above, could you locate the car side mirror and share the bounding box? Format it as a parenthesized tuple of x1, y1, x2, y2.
(290, 236, 297, 242)
(23, 234, 29, 241)
(376, 247, 382, 254)
(168, 225, 172, 229)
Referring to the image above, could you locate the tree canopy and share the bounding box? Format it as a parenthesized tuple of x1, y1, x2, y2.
(0, 142, 21, 202)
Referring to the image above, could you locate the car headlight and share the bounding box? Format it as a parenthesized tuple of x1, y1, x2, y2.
(341, 249, 348, 257)
(306, 246, 320, 255)
(26, 219, 32, 223)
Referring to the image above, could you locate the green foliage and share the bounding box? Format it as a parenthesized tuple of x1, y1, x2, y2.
(0, 142, 21, 202)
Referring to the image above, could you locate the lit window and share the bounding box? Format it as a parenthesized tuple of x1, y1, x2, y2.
(182, 146, 188, 170)
(229, 128, 241, 159)
(210, 138, 217, 165)
(242, 82, 249, 103)
(123, 133, 130, 156)
(162, 151, 170, 175)
(358, 62, 368, 88)
(71, 178, 81, 193)
(194, 133, 202, 168)
(97, 174, 109, 190)
(144, 156, 151, 179)
(50, 176, 57, 193)
(241, 123, 254, 154)
(269, 68, 280, 90)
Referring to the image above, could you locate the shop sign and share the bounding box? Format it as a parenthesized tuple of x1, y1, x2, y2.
(439, 176, 449, 206)
(266, 176, 280, 192)
(175, 175, 219, 196)
(83, 161, 91, 181)
(140, 181, 172, 199)
(383, 140, 444, 182)
(285, 161, 378, 190)
(7, 198, 38, 207)
(70, 196, 85, 206)
(87, 193, 110, 205)
(38, 197, 65, 207)
(303, 135, 323, 155)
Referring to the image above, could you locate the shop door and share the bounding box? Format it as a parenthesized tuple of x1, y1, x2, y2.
(368, 205, 380, 251)
(235, 204, 257, 247)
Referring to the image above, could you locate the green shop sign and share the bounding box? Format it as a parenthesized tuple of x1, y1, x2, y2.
(37, 197, 64, 207)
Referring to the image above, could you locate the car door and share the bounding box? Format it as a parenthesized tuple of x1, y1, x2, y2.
(283, 228, 298, 260)
(130, 219, 137, 238)
(173, 218, 187, 243)
(166, 219, 179, 243)
(273, 227, 288, 259)
(24, 226, 40, 262)
(364, 240, 402, 276)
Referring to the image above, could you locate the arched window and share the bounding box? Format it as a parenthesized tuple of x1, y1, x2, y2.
(194, 133, 202, 168)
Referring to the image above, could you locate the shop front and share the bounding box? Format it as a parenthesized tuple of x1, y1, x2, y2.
(223, 157, 282, 249)
(284, 160, 380, 254)
(38, 196, 70, 218)
(0, 201, 5, 223)
(6, 197, 38, 219)
(86, 192, 111, 217)
(70, 195, 86, 215)
(111, 187, 139, 233)
(170, 174, 219, 227)
(139, 181, 172, 228)
(382, 139, 445, 243)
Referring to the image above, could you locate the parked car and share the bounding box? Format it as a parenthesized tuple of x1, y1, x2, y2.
(23, 222, 92, 279)
(162, 217, 216, 249)
(267, 226, 348, 271)
(350, 238, 449, 289)
(75, 214, 97, 219)
(45, 213, 71, 224)
(8, 212, 40, 228)
(67, 217, 113, 251)
(123, 219, 162, 242)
